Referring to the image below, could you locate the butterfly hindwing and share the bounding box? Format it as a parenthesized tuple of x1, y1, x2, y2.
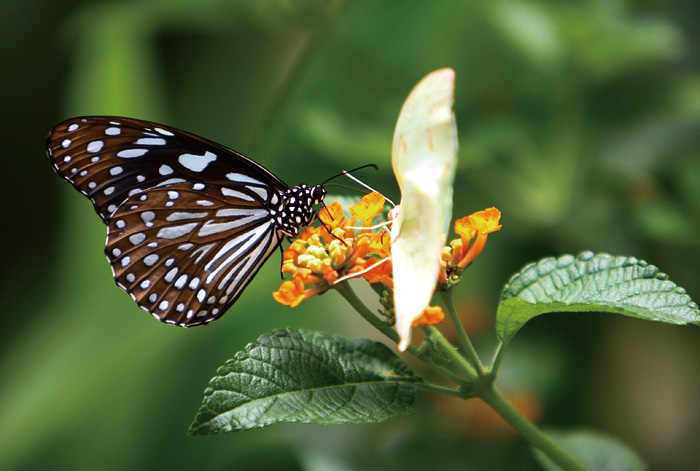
(106, 181, 282, 326)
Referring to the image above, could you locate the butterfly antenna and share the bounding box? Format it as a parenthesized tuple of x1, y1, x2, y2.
(321, 164, 378, 186)
(341, 170, 396, 207)
(322, 164, 396, 207)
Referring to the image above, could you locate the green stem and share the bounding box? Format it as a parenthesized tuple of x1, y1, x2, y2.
(479, 385, 590, 471)
(422, 325, 479, 383)
(439, 290, 485, 377)
(416, 382, 464, 398)
(334, 282, 400, 343)
(334, 282, 465, 385)
(489, 341, 506, 376)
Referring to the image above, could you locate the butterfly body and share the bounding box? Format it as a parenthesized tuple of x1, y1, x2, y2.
(47, 116, 325, 326)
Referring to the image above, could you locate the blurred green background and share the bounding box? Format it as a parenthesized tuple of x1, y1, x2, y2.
(2, 0, 700, 469)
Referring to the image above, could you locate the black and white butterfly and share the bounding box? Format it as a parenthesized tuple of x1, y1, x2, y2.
(47, 116, 325, 327)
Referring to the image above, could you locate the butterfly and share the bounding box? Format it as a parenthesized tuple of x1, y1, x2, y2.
(47, 116, 326, 327)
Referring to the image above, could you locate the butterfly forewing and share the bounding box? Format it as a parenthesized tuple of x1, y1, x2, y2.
(47, 117, 288, 221)
(47, 116, 326, 326)
(106, 181, 281, 326)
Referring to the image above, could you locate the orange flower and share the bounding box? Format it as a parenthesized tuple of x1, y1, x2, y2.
(274, 193, 393, 308)
(318, 201, 346, 229)
(441, 207, 502, 281)
(412, 305, 445, 327)
(272, 279, 308, 308)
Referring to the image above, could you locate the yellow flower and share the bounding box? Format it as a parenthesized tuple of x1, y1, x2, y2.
(349, 192, 386, 227)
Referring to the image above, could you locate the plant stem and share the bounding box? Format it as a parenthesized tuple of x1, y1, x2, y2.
(479, 385, 590, 471)
(439, 290, 485, 377)
(334, 282, 465, 384)
(489, 341, 506, 376)
(335, 282, 400, 343)
(422, 326, 479, 383)
(416, 382, 464, 397)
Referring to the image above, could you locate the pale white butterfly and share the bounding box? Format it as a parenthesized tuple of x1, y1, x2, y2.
(390, 68, 458, 351)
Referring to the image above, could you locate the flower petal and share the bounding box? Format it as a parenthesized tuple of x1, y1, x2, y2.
(390, 68, 458, 351)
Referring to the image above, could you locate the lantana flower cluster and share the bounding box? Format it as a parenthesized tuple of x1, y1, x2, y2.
(273, 192, 501, 329)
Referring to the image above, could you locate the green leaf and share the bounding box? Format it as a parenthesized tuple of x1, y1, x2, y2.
(188, 328, 420, 435)
(533, 429, 647, 471)
(496, 252, 700, 344)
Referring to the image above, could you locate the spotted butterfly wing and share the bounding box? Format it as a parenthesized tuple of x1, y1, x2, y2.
(47, 116, 325, 326)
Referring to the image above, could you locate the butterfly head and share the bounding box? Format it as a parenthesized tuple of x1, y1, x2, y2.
(276, 184, 326, 237)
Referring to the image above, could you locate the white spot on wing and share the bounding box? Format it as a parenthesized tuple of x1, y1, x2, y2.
(164, 267, 178, 283)
(166, 211, 208, 222)
(129, 233, 146, 245)
(178, 151, 217, 172)
(220, 187, 255, 201)
(155, 127, 174, 136)
(156, 178, 186, 187)
(174, 274, 188, 289)
(226, 172, 263, 185)
(67, 123, 79, 132)
(87, 140, 104, 153)
(143, 254, 160, 266)
(110, 166, 123, 176)
(156, 223, 198, 239)
(189, 277, 200, 289)
(159, 164, 174, 175)
(141, 211, 156, 223)
(105, 127, 121, 135)
(117, 148, 148, 158)
(137, 137, 167, 146)
(247, 186, 269, 200)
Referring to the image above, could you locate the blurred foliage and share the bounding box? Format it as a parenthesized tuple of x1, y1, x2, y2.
(2, 0, 700, 470)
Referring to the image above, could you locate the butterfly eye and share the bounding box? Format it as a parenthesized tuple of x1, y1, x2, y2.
(47, 116, 326, 326)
